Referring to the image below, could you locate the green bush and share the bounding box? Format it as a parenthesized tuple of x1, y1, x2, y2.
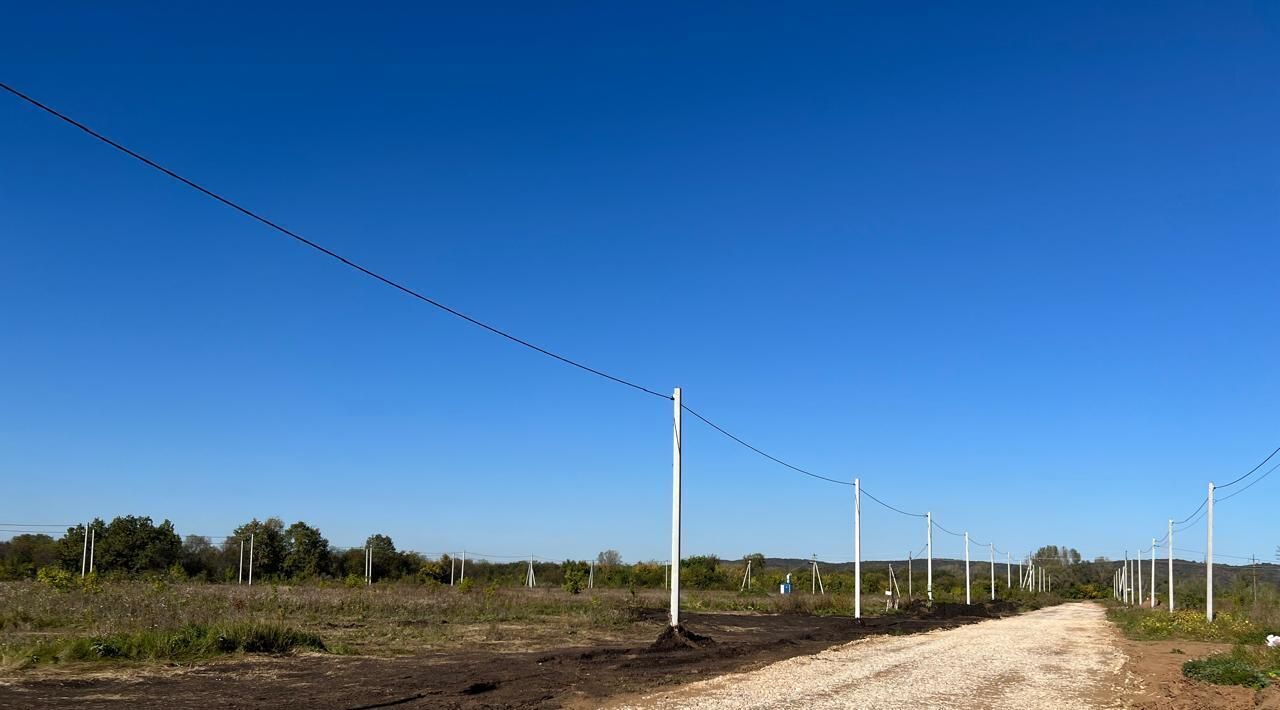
(562, 567, 586, 594)
(36, 567, 75, 592)
(1183, 655, 1270, 689)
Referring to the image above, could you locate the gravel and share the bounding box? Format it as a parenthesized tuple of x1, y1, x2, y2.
(617, 602, 1130, 709)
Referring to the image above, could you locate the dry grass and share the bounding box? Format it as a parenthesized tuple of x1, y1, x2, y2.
(0, 580, 879, 670)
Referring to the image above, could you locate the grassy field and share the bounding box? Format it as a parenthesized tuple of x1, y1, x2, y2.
(0, 579, 895, 670)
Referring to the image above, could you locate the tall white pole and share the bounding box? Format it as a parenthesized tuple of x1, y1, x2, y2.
(670, 387, 682, 628)
(854, 477, 862, 619)
(589, 560, 594, 590)
(1206, 481, 1215, 622)
(989, 543, 995, 601)
(461, 550, 466, 582)
(1168, 519, 1174, 611)
(248, 533, 255, 587)
(926, 512, 933, 602)
(1137, 546, 1143, 606)
(450, 557, 455, 586)
(1006, 552, 1011, 589)
(1150, 538, 1156, 608)
(907, 552, 912, 601)
(964, 532, 971, 605)
(1123, 551, 1129, 604)
(80, 522, 88, 577)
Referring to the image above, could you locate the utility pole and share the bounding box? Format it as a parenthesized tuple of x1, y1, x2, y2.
(854, 477, 862, 619)
(1150, 538, 1156, 608)
(926, 512, 933, 602)
(964, 532, 971, 605)
(989, 543, 995, 601)
(907, 552, 912, 601)
(1006, 551, 1011, 589)
(80, 522, 88, 577)
(669, 387, 682, 628)
(1168, 519, 1174, 612)
(1207, 481, 1215, 622)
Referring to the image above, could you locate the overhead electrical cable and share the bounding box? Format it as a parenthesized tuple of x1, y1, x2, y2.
(0, 82, 669, 401)
(680, 405, 852, 486)
(1216, 445, 1280, 489)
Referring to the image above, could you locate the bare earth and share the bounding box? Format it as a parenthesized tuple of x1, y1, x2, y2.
(614, 602, 1130, 710)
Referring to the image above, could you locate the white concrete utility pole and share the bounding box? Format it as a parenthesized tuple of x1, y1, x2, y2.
(926, 512, 933, 602)
(1150, 538, 1156, 608)
(1137, 547, 1143, 606)
(907, 552, 912, 600)
(1167, 519, 1174, 611)
(1123, 551, 1129, 604)
(964, 532, 971, 605)
(1206, 481, 1215, 622)
(669, 387, 682, 627)
(1006, 552, 1011, 589)
(989, 543, 995, 601)
(460, 550, 466, 582)
(854, 477, 862, 619)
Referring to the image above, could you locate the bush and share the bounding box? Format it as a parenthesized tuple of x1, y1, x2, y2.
(1184, 654, 1270, 689)
(562, 567, 586, 595)
(36, 567, 75, 592)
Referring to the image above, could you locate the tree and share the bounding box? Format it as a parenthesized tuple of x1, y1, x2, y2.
(597, 549, 622, 567)
(180, 535, 224, 580)
(744, 552, 766, 570)
(365, 534, 399, 580)
(91, 516, 182, 575)
(283, 522, 331, 579)
(0, 534, 58, 579)
(228, 518, 287, 579)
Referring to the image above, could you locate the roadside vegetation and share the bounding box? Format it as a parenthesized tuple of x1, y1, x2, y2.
(1107, 579, 1280, 689)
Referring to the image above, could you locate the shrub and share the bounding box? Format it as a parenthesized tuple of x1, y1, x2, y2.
(36, 567, 75, 592)
(1184, 655, 1270, 689)
(562, 567, 586, 595)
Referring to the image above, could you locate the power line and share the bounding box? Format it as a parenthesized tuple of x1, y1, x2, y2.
(1172, 497, 1208, 526)
(680, 404, 852, 486)
(860, 487, 928, 518)
(0, 82, 670, 401)
(1217, 445, 1280, 489)
(1218, 459, 1280, 503)
(931, 520, 965, 538)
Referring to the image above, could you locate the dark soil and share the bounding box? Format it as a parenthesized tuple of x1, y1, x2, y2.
(0, 602, 1025, 709)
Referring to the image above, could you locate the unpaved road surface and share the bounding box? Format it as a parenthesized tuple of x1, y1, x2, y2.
(618, 602, 1129, 710)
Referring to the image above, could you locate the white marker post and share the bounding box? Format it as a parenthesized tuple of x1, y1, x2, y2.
(854, 477, 862, 619)
(670, 387, 682, 628)
(1206, 481, 1215, 622)
(926, 512, 933, 602)
(964, 532, 971, 605)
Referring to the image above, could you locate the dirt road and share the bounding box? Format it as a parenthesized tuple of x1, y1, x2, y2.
(617, 602, 1129, 710)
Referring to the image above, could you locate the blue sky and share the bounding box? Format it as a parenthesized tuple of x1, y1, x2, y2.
(2, 2, 1278, 566)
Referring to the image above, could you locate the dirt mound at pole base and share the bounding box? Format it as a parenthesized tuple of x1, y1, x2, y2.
(648, 624, 716, 652)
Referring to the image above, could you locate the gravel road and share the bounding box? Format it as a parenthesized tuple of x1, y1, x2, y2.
(618, 602, 1129, 710)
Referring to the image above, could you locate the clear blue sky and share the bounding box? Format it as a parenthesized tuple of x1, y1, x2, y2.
(3, 3, 1278, 565)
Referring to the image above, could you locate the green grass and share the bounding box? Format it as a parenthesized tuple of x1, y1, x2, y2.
(1183, 646, 1280, 689)
(3, 622, 326, 668)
